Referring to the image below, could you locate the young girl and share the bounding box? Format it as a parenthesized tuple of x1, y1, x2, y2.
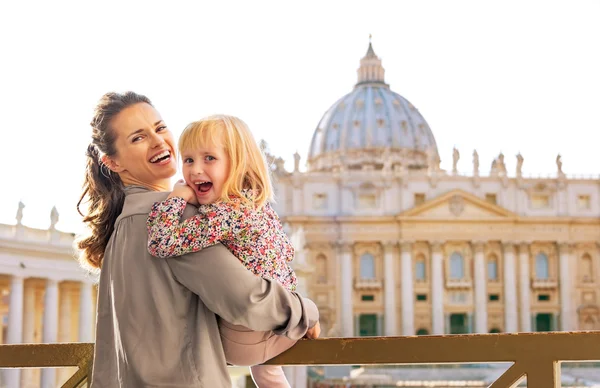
(146, 115, 319, 387)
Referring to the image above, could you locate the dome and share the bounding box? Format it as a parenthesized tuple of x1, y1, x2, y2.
(307, 41, 438, 172)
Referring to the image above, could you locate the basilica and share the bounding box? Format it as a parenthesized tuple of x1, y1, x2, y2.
(0, 41, 599, 388)
(268, 41, 600, 340)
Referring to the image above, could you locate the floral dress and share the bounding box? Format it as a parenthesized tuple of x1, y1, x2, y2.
(147, 193, 297, 292)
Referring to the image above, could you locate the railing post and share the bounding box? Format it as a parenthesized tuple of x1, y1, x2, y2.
(525, 360, 561, 388)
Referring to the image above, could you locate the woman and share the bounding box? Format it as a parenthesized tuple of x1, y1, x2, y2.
(77, 91, 319, 387)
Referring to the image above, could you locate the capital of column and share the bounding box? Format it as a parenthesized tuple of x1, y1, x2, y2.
(382, 241, 398, 252)
(472, 240, 485, 254)
(430, 241, 444, 253)
(335, 240, 353, 254)
(502, 241, 516, 253)
(517, 241, 531, 254)
(558, 242, 573, 255)
(400, 241, 413, 254)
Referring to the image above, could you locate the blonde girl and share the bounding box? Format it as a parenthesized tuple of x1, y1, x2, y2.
(147, 115, 320, 387)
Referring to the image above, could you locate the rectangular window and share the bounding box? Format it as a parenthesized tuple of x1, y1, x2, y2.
(358, 194, 377, 209)
(361, 295, 375, 302)
(485, 193, 497, 204)
(312, 193, 328, 210)
(538, 294, 551, 302)
(414, 193, 426, 206)
(531, 194, 550, 209)
(416, 294, 427, 301)
(578, 195, 591, 210)
(489, 294, 500, 301)
(415, 261, 426, 281)
(487, 260, 498, 281)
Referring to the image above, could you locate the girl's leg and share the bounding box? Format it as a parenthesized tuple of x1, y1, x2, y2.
(250, 328, 297, 387)
(250, 365, 290, 388)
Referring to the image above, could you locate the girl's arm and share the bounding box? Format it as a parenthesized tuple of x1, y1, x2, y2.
(147, 197, 234, 258)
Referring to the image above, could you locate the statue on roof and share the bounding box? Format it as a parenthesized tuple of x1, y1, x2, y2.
(16, 201, 25, 225)
(556, 154, 563, 175)
(472, 150, 479, 175)
(452, 147, 460, 174)
(293, 151, 301, 173)
(516, 153, 524, 177)
(50, 206, 59, 230)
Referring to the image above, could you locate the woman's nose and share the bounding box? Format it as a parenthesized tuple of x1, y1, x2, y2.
(150, 133, 166, 148)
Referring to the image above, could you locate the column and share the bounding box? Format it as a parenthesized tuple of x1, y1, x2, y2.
(400, 242, 414, 335)
(559, 243, 572, 331)
(292, 181, 303, 215)
(473, 241, 487, 333)
(21, 281, 36, 388)
(518, 243, 532, 332)
(503, 242, 518, 332)
(431, 242, 444, 335)
(58, 283, 72, 385)
(383, 242, 397, 336)
(338, 242, 353, 337)
(79, 281, 94, 342)
(5, 275, 24, 388)
(41, 278, 59, 388)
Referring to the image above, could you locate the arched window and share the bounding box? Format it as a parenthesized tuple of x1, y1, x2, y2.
(581, 253, 593, 283)
(360, 253, 376, 279)
(487, 255, 498, 281)
(316, 254, 327, 284)
(489, 328, 501, 334)
(536, 253, 549, 280)
(416, 328, 429, 336)
(450, 252, 465, 280)
(415, 254, 426, 281)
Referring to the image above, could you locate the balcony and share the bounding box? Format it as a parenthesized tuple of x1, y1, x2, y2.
(446, 278, 473, 289)
(2, 332, 600, 387)
(531, 278, 559, 289)
(353, 277, 383, 289)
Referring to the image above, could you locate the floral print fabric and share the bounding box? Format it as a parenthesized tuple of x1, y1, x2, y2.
(147, 194, 297, 291)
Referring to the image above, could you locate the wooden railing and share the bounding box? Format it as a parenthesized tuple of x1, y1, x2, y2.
(2, 331, 600, 387)
(0, 342, 93, 387)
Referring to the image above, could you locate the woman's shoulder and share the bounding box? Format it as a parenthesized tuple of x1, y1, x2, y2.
(118, 189, 170, 221)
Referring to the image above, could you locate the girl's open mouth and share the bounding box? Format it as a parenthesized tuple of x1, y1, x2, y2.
(195, 182, 213, 193)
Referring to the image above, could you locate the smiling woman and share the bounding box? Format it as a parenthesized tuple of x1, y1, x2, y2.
(101, 102, 177, 193)
(76, 91, 172, 269)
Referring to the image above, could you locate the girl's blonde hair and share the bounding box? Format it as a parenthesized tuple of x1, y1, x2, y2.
(178, 114, 274, 208)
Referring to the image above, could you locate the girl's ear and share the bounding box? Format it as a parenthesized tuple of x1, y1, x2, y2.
(101, 155, 125, 173)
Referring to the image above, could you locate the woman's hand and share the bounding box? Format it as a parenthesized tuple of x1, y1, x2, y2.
(305, 321, 321, 339)
(168, 179, 199, 205)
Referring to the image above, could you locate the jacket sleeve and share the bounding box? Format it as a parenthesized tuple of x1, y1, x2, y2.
(167, 242, 318, 340)
(147, 197, 231, 258)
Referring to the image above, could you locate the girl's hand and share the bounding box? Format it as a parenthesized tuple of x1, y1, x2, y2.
(305, 321, 321, 339)
(169, 180, 199, 205)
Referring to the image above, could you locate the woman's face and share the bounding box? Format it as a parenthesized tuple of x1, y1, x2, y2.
(103, 103, 177, 191)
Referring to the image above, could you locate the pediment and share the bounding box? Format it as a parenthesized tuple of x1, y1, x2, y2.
(399, 189, 517, 220)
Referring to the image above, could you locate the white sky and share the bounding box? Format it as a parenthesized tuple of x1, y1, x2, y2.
(1, 0, 599, 233)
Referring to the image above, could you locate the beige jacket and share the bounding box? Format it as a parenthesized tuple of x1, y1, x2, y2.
(90, 186, 318, 388)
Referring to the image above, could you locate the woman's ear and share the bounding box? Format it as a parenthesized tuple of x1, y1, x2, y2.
(101, 155, 125, 173)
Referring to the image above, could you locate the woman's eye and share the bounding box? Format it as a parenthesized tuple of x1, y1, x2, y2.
(156, 125, 167, 132)
(132, 136, 143, 143)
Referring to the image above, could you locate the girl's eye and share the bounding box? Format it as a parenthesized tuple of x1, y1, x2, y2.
(184, 158, 193, 164)
(205, 155, 216, 161)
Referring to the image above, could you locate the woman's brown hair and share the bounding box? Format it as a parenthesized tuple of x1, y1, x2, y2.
(76, 91, 152, 270)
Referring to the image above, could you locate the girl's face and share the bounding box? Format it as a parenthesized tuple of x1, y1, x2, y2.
(181, 144, 231, 205)
(102, 103, 177, 191)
